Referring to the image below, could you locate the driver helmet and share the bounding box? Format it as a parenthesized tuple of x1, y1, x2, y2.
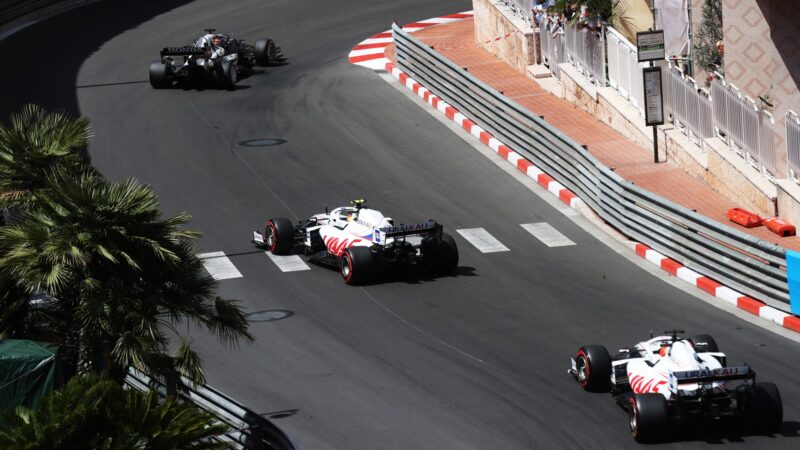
(211, 35, 223, 46)
(658, 344, 669, 357)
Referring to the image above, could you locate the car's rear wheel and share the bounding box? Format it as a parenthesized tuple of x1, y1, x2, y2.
(688, 334, 719, 353)
(749, 382, 783, 434)
(341, 246, 374, 285)
(265, 218, 294, 254)
(574, 345, 611, 392)
(149, 61, 171, 88)
(423, 233, 458, 274)
(254, 38, 277, 65)
(629, 393, 668, 443)
(215, 60, 237, 89)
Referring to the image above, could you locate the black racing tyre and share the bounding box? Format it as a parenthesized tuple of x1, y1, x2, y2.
(254, 38, 277, 65)
(423, 233, 459, 274)
(749, 382, 783, 434)
(149, 61, 171, 88)
(341, 246, 375, 285)
(574, 345, 611, 392)
(215, 60, 237, 88)
(688, 334, 719, 353)
(265, 218, 294, 254)
(629, 393, 669, 443)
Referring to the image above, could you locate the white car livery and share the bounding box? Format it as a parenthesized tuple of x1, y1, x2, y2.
(252, 200, 458, 285)
(569, 331, 783, 442)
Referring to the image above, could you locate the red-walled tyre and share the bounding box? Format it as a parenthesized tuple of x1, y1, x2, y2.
(574, 345, 611, 392)
(265, 218, 294, 254)
(341, 246, 375, 285)
(629, 393, 668, 443)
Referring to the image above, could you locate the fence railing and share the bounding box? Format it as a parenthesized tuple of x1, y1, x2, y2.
(394, 23, 789, 307)
(504, 0, 533, 25)
(665, 63, 714, 147)
(788, 111, 800, 181)
(605, 27, 645, 116)
(540, 22, 566, 79)
(563, 22, 605, 86)
(711, 75, 777, 176)
(125, 368, 297, 450)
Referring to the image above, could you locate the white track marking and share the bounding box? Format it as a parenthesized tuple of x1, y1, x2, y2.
(266, 252, 311, 272)
(520, 223, 575, 247)
(456, 228, 510, 253)
(198, 252, 243, 280)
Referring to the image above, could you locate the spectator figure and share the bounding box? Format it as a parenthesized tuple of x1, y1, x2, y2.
(533, 0, 555, 27)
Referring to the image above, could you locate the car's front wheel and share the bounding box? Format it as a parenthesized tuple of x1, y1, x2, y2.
(574, 345, 611, 392)
(265, 218, 294, 254)
(254, 38, 278, 65)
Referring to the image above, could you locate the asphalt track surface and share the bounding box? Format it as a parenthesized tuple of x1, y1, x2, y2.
(2, 1, 800, 448)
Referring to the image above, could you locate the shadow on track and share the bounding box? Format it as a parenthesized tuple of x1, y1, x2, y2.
(0, 0, 193, 121)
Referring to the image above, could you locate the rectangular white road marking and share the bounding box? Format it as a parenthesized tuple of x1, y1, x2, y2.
(198, 252, 243, 280)
(520, 223, 575, 247)
(266, 252, 311, 272)
(456, 228, 510, 253)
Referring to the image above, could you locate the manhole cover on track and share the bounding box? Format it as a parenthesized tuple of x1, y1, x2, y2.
(247, 309, 294, 322)
(238, 138, 287, 147)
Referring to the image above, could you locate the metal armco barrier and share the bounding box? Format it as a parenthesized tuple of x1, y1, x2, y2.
(393, 24, 790, 307)
(126, 368, 297, 450)
(788, 111, 800, 181)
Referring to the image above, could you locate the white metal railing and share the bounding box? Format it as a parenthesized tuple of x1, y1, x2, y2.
(665, 63, 714, 147)
(788, 111, 800, 181)
(605, 27, 645, 116)
(711, 74, 776, 176)
(540, 21, 566, 79)
(504, 0, 533, 25)
(563, 22, 605, 86)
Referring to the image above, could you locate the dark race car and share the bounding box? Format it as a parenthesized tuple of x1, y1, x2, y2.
(149, 29, 285, 89)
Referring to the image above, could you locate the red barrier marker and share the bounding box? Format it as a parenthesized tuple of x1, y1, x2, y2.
(726, 208, 763, 228)
(763, 217, 796, 237)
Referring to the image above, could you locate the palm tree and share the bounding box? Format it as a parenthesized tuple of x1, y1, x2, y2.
(0, 104, 91, 212)
(0, 373, 233, 449)
(0, 165, 253, 383)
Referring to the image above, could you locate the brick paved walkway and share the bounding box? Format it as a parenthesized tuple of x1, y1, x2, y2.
(386, 19, 800, 252)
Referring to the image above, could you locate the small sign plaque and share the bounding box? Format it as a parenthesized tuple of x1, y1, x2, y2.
(637, 30, 665, 62)
(643, 67, 664, 126)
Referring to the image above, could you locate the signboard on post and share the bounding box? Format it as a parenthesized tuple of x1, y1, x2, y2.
(643, 67, 664, 126)
(636, 30, 665, 62)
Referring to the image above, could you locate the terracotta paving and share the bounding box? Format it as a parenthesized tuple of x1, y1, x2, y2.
(385, 19, 800, 251)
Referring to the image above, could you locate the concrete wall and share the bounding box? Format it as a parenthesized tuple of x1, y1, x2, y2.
(473, 0, 535, 73)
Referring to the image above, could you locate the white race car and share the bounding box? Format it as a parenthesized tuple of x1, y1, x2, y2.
(569, 331, 783, 442)
(252, 200, 458, 285)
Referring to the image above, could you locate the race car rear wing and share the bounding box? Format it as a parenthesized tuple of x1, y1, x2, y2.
(372, 220, 441, 246)
(668, 366, 753, 392)
(161, 46, 204, 57)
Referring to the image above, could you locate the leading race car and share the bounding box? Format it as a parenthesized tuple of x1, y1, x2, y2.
(149, 29, 285, 89)
(569, 331, 782, 442)
(252, 200, 458, 285)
